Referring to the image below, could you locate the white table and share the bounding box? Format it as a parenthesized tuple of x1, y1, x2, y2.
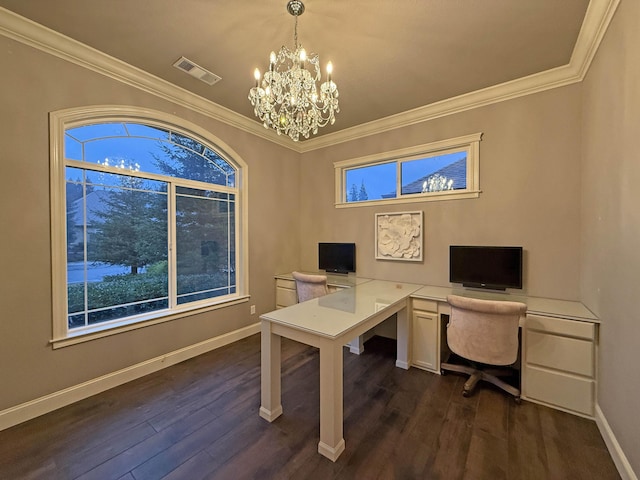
(259, 279, 423, 461)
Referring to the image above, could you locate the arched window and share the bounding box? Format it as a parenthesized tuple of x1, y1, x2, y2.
(50, 107, 247, 345)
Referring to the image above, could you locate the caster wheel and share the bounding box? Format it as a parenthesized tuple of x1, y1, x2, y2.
(514, 396, 521, 404)
(462, 390, 471, 398)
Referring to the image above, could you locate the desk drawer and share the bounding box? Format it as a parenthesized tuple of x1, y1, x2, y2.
(276, 278, 296, 290)
(412, 298, 438, 313)
(526, 331, 594, 377)
(526, 314, 595, 340)
(276, 286, 297, 308)
(524, 365, 594, 416)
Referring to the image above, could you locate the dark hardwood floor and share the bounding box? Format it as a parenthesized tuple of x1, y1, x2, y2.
(0, 334, 620, 480)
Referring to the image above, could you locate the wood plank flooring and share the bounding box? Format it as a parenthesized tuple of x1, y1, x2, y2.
(0, 334, 620, 479)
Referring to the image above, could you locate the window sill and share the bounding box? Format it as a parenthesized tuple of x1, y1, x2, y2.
(50, 295, 250, 349)
(335, 190, 481, 208)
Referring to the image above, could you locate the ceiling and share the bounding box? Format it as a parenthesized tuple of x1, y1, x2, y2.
(0, 0, 598, 144)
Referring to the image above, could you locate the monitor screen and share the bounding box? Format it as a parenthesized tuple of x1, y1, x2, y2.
(449, 245, 523, 290)
(318, 242, 356, 274)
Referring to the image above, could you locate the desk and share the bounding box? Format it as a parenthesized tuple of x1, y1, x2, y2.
(410, 285, 598, 416)
(260, 279, 423, 461)
(275, 275, 600, 418)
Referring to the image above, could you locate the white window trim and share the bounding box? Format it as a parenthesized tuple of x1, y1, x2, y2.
(49, 105, 249, 347)
(334, 132, 482, 208)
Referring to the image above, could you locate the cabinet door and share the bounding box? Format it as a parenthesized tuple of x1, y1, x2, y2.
(412, 310, 439, 372)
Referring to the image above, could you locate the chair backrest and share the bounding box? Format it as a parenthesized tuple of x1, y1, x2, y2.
(446, 294, 527, 366)
(292, 271, 329, 303)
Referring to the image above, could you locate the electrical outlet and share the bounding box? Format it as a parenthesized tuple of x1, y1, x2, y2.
(250, 305, 256, 315)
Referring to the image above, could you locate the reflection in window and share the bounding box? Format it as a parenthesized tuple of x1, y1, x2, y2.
(65, 122, 234, 187)
(401, 152, 467, 195)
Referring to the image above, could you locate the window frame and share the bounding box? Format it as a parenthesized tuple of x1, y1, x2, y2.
(334, 133, 482, 207)
(50, 106, 249, 348)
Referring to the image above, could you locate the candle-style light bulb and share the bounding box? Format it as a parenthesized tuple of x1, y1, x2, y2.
(326, 61, 333, 82)
(269, 51, 276, 72)
(254, 68, 261, 87)
(299, 48, 307, 67)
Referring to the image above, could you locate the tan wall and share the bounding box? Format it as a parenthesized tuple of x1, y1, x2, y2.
(581, 0, 640, 473)
(299, 85, 583, 300)
(0, 37, 300, 410)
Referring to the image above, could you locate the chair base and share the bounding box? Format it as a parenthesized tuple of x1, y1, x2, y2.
(441, 361, 521, 402)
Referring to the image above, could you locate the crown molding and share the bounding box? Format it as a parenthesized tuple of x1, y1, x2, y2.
(570, 0, 621, 80)
(298, 63, 580, 152)
(0, 0, 620, 154)
(299, 0, 621, 152)
(0, 7, 296, 151)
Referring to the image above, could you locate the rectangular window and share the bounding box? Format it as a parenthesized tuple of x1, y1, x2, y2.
(66, 170, 169, 329)
(345, 162, 396, 202)
(175, 187, 236, 305)
(335, 133, 482, 207)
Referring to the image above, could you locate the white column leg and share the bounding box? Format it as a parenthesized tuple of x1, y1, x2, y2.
(395, 304, 410, 369)
(317, 339, 345, 462)
(259, 320, 283, 422)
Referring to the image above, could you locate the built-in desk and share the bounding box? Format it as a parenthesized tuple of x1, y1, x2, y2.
(411, 284, 599, 321)
(274, 274, 600, 419)
(409, 285, 598, 418)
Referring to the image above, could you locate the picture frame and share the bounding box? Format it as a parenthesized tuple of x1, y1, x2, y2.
(375, 211, 423, 261)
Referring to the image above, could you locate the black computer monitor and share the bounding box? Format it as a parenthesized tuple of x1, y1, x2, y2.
(318, 242, 356, 274)
(449, 245, 523, 290)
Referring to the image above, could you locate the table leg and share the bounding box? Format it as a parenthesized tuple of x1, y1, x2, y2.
(317, 339, 345, 462)
(259, 320, 283, 422)
(347, 335, 364, 354)
(395, 306, 410, 369)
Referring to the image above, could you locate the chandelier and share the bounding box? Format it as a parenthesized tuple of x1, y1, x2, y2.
(248, 0, 339, 142)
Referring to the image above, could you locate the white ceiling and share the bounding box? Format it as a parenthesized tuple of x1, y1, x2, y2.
(0, 1, 613, 145)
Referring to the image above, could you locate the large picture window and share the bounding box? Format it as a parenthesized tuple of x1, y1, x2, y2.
(334, 133, 482, 207)
(50, 107, 246, 345)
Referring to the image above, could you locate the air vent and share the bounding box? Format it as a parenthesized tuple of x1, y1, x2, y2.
(172, 56, 221, 86)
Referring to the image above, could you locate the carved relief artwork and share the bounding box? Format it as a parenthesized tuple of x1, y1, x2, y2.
(375, 211, 423, 261)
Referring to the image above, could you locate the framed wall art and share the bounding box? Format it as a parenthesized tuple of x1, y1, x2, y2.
(375, 211, 423, 261)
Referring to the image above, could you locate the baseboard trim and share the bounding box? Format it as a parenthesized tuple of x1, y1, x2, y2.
(595, 404, 638, 480)
(0, 322, 260, 432)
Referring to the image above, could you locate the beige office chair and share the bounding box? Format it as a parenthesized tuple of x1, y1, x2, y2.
(292, 271, 329, 302)
(441, 294, 527, 401)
